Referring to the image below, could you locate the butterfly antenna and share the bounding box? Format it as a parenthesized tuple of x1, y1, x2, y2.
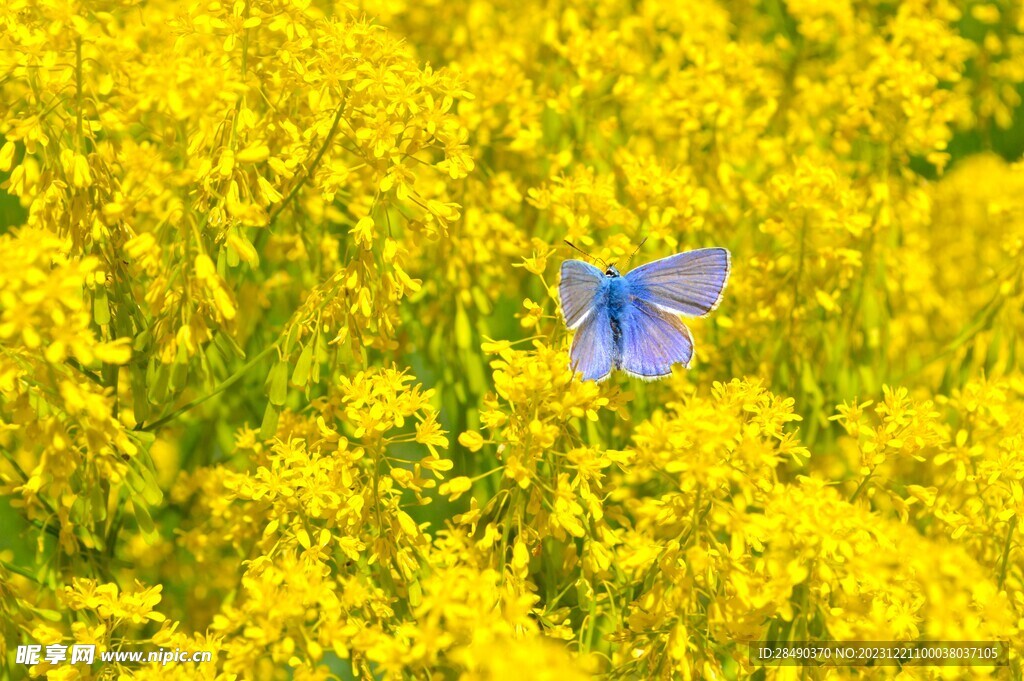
(564, 240, 609, 269)
(621, 236, 648, 270)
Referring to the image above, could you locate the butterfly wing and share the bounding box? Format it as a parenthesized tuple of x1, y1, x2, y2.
(624, 247, 731, 317)
(569, 299, 615, 382)
(559, 259, 604, 329)
(616, 296, 694, 379)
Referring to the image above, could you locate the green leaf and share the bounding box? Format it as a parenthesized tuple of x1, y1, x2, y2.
(260, 403, 280, 439)
(268, 362, 288, 405)
(284, 322, 301, 355)
(126, 458, 164, 507)
(407, 579, 422, 607)
(214, 331, 245, 359)
(148, 362, 170, 405)
(86, 480, 106, 522)
(206, 342, 227, 378)
(32, 608, 63, 622)
(133, 328, 152, 352)
(169, 356, 189, 392)
(93, 288, 110, 326)
(74, 524, 101, 550)
(455, 302, 472, 350)
(132, 366, 151, 422)
(292, 343, 314, 387)
(129, 499, 158, 542)
(471, 286, 492, 315)
(985, 326, 1002, 374)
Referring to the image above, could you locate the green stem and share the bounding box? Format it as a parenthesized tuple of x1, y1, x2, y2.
(849, 472, 873, 503)
(266, 100, 347, 227)
(893, 292, 1004, 384)
(372, 445, 384, 530)
(136, 342, 278, 432)
(75, 36, 83, 149)
(999, 517, 1016, 590)
(685, 484, 703, 546)
(241, 1, 250, 77)
(788, 216, 808, 336)
(64, 358, 104, 386)
(1, 559, 40, 583)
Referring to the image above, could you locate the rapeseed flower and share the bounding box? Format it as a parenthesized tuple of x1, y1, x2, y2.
(1, 0, 1023, 679)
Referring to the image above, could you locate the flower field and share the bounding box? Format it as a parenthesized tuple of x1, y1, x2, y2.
(1, 0, 1023, 678)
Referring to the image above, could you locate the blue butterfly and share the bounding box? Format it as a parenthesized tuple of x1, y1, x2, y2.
(559, 245, 731, 382)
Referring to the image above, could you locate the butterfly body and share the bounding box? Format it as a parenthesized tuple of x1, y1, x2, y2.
(595, 270, 632, 370)
(559, 247, 731, 382)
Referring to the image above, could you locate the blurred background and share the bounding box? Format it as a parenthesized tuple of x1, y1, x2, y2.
(1, 0, 1022, 678)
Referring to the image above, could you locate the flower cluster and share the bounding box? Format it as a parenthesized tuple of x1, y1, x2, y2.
(1, 0, 1023, 679)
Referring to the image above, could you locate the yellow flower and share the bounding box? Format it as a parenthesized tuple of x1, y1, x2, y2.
(2, 0, 1023, 677)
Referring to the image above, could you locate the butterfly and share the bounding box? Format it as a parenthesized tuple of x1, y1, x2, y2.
(559, 244, 731, 382)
